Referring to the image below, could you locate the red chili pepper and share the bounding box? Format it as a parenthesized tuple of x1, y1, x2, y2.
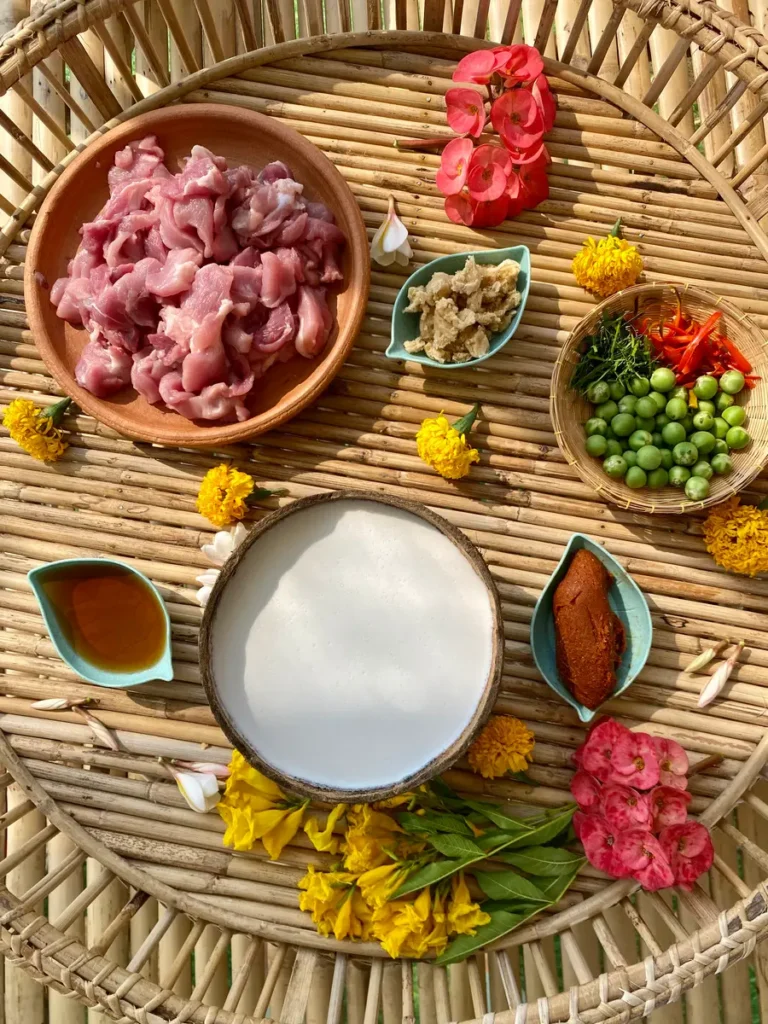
(677, 311, 722, 376)
(718, 336, 752, 374)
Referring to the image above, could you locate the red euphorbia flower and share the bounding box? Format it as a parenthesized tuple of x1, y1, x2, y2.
(445, 87, 487, 138)
(652, 737, 689, 791)
(574, 718, 630, 783)
(436, 137, 474, 196)
(496, 44, 544, 85)
(615, 828, 675, 891)
(453, 48, 509, 85)
(610, 730, 660, 790)
(444, 191, 474, 226)
(531, 73, 556, 133)
(470, 194, 509, 227)
(467, 144, 511, 202)
(575, 812, 632, 878)
(601, 784, 652, 831)
(491, 89, 544, 152)
(648, 786, 692, 832)
(571, 769, 601, 811)
(659, 822, 714, 891)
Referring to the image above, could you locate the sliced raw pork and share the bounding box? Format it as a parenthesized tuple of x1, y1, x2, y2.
(51, 137, 346, 422)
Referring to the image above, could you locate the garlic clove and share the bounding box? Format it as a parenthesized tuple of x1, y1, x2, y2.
(371, 195, 411, 266)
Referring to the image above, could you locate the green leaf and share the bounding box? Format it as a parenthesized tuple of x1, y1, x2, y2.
(474, 870, 548, 904)
(436, 909, 524, 965)
(428, 833, 484, 859)
(463, 800, 533, 832)
(496, 846, 586, 877)
(534, 863, 583, 904)
(391, 858, 472, 899)
(398, 812, 472, 837)
(499, 806, 576, 850)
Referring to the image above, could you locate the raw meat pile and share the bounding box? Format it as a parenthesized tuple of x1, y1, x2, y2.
(50, 136, 345, 422)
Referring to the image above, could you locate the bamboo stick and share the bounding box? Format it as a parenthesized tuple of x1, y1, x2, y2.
(0, 0, 31, 208)
(46, 831, 86, 1024)
(4, 783, 43, 1024)
(86, 776, 128, 1024)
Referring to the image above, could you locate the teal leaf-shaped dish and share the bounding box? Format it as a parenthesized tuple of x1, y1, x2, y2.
(529, 534, 652, 723)
(28, 558, 173, 688)
(386, 246, 531, 369)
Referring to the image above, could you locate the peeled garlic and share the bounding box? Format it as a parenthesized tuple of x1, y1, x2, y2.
(370, 195, 412, 267)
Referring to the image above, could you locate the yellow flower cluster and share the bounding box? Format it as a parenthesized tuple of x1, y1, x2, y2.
(218, 753, 492, 958)
(298, 869, 489, 958)
(196, 464, 255, 528)
(217, 751, 308, 859)
(416, 405, 480, 480)
(702, 497, 768, 577)
(468, 715, 535, 780)
(2, 397, 70, 462)
(572, 235, 643, 298)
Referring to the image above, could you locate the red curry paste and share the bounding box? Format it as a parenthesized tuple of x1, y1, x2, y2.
(553, 549, 625, 710)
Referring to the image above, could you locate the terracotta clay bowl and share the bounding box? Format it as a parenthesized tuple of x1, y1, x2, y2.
(24, 103, 370, 447)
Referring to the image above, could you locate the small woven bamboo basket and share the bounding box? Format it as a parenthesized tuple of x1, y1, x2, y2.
(551, 283, 768, 514)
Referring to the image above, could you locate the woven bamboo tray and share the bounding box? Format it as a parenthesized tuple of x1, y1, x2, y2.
(3, 2, 768, 1024)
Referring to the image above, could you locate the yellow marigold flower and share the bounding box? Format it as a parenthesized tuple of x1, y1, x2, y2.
(572, 221, 643, 298)
(447, 873, 491, 936)
(196, 464, 254, 528)
(468, 715, 535, 779)
(342, 804, 403, 874)
(702, 497, 768, 577)
(416, 404, 480, 480)
(304, 804, 346, 853)
(217, 750, 307, 859)
(3, 397, 71, 462)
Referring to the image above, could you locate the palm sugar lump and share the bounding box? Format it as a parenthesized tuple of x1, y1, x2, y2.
(552, 549, 625, 710)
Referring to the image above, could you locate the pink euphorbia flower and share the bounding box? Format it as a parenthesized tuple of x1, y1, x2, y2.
(531, 74, 556, 133)
(648, 786, 692, 832)
(615, 828, 675, 891)
(491, 89, 544, 152)
(496, 44, 544, 85)
(436, 137, 474, 196)
(659, 822, 714, 891)
(611, 730, 660, 789)
(571, 769, 601, 811)
(444, 191, 474, 226)
(575, 718, 630, 783)
(652, 737, 689, 791)
(575, 812, 632, 878)
(445, 88, 487, 138)
(467, 145, 511, 202)
(453, 48, 509, 85)
(601, 784, 652, 831)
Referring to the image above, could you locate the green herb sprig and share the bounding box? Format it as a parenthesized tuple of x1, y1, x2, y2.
(571, 313, 657, 394)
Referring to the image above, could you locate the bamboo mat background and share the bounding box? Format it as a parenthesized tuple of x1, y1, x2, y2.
(1, 1, 768, 1022)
